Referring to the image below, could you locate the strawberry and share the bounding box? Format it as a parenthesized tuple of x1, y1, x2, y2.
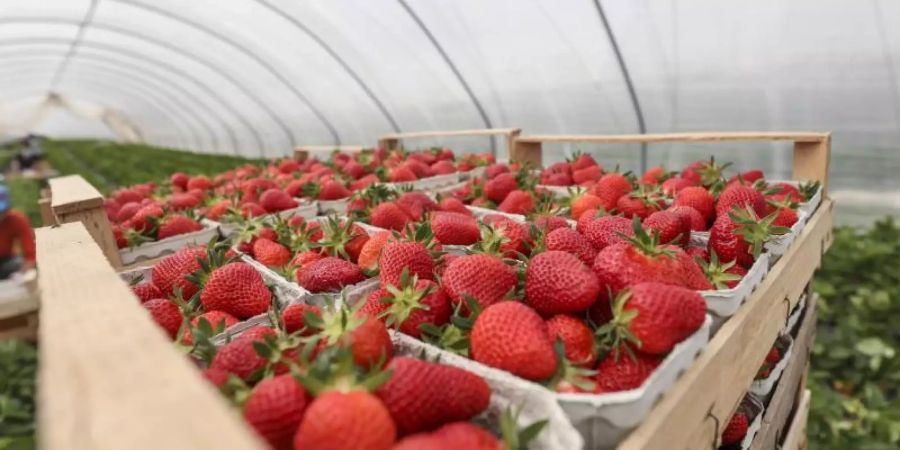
(392, 422, 499, 450)
(674, 186, 715, 223)
(583, 215, 633, 250)
(243, 374, 309, 450)
(115, 201, 141, 223)
(209, 329, 274, 381)
(364, 277, 451, 338)
(259, 188, 298, 213)
(573, 165, 602, 184)
(240, 202, 266, 217)
(482, 215, 531, 258)
(201, 367, 230, 388)
(389, 165, 418, 182)
(357, 231, 392, 271)
(716, 184, 766, 218)
(200, 263, 272, 319)
(442, 254, 517, 309)
(570, 193, 605, 220)
(525, 251, 599, 315)
(294, 390, 395, 450)
(132, 282, 162, 303)
(768, 182, 802, 203)
(130, 204, 164, 232)
(570, 153, 598, 171)
(343, 160, 366, 179)
(297, 257, 365, 293)
(379, 241, 434, 288)
(699, 251, 747, 289)
(542, 172, 573, 186)
(721, 412, 749, 445)
(375, 357, 490, 435)
(599, 282, 706, 355)
(772, 206, 798, 228)
(532, 215, 569, 233)
(575, 208, 603, 234)
(547, 314, 597, 367)
(182, 311, 239, 345)
(640, 166, 666, 185)
(313, 308, 393, 368)
(708, 207, 789, 268)
(484, 163, 510, 179)
(497, 190, 534, 215)
(157, 214, 203, 240)
(282, 303, 321, 335)
(642, 210, 689, 246)
(431, 212, 480, 245)
(544, 227, 596, 266)
(151, 246, 206, 298)
(142, 298, 182, 339)
(593, 349, 662, 393)
(113, 188, 145, 205)
(470, 301, 557, 381)
(438, 197, 470, 215)
(729, 169, 765, 185)
(252, 238, 291, 267)
(686, 246, 709, 261)
(660, 176, 694, 195)
(616, 191, 662, 219)
(291, 251, 324, 282)
(170, 172, 189, 190)
(668, 205, 706, 231)
(317, 180, 351, 200)
(484, 172, 517, 203)
(396, 192, 439, 221)
(370, 202, 412, 231)
(318, 217, 370, 262)
(430, 160, 457, 175)
(591, 172, 632, 210)
(168, 193, 201, 211)
(187, 175, 213, 191)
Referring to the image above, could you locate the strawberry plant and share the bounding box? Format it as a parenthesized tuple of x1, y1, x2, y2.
(0, 340, 36, 450)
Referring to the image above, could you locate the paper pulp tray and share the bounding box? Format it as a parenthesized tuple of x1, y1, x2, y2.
(764, 209, 809, 259)
(739, 393, 766, 450)
(317, 198, 349, 214)
(119, 222, 221, 266)
(465, 205, 527, 222)
(749, 334, 794, 402)
(556, 315, 711, 449)
(784, 293, 808, 336)
(459, 166, 485, 180)
(382, 172, 461, 192)
(537, 184, 585, 199)
(217, 200, 319, 237)
(391, 332, 584, 450)
(699, 252, 770, 318)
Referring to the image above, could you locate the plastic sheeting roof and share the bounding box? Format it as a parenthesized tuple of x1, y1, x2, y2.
(1, 1, 899, 200)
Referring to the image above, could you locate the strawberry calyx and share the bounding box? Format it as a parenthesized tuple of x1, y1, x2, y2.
(420, 297, 480, 357)
(297, 344, 391, 396)
(595, 289, 642, 356)
(184, 239, 238, 295)
(380, 268, 434, 330)
(728, 206, 792, 258)
(471, 224, 511, 258)
(695, 157, 731, 187)
(799, 181, 821, 202)
(620, 217, 676, 259)
(545, 340, 597, 392)
(699, 250, 744, 290)
(498, 406, 549, 450)
(317, 215, 363, 260)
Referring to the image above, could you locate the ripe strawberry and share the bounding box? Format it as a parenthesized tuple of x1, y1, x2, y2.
(533, 215, 569, 233)
(316, 308, 393, 368)
(182, 311, 239, 345)
(716, 184, 766, 218)
(241, 202, 266, 217)
(547, 314, 597, 367)
(252, 238, 291, 267)
(583, 215, 633, 250)
(113, 188, 145, 205)
(525, 251, 599, 315)
(698, 251, 747, 289)
(392, 422, 499, 450)
(766, 346, 781, 364)
(442, 254, 517, 309)
(438, 197, 471, 215)
(593, 349, 662, 393)
(209, 331, 272, 381)
(132, 282, 162, 303)
(484, 163, 510, 179)
(291, 250, 324, 280)
(570, 193, 605, 220)
(497, 190, 534, 215)
(772, 206, 798, 227)
(591, 172, 632, 210)
(544, 227, 596, 266)
(470, 301, 557, 381)
(168, 193, 201, 211)
(542, 172, 573, 186)
(640, 166, 666, 185)
(151, 246, 206, 298)
(282, 303, 321, 335)
(729, 169, 765, 185)
(674, 186, 715, 223)
(379, 241, 434, 287)
(317, 180, 351, 200)
(157, 214, 203, 240)
(201, 367, 230, 388)
(187, 175, 213, 191)
(768, 182, 801, 203)
(115, 201, 141, 223)
(297, 257, 365, 293)
(430, 160, 457, 175)
(200, 263, 272, 319)
(575, 208, 603, 234)
(708, 207, 788, 268)
(130, 204, 164, 232)
(660, 176, 695, 195)
(643, 210, 689, 246)
(243, 374, 309, 450)
(668, 205, 706, 231)
(170, 172, 190, 190)
(357, 231, 392, 271)
(616, 192, 661, 219)
(375, 357, 490, 435)
(570, 153, 598, 171)
(396, 191, 439, 221)
(364, 277, 451, 338)
(294, 390, 395, 450)
(482, 215, 531, 258)
(431, 211, 480, 245)
(573, 165, 603, 184)
(318, 218, 370, 262)
(721, 412, 749, 445)
(389, 165, 418, 182)
(600, 282, 706, 355)
(142, 298, 182, 339)
(484, 172, 517, 203)
(259, 188, 298, 213)
(370, 202, 412, 231)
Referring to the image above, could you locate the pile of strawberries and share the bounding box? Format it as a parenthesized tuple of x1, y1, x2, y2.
(106, 182, 206, 248)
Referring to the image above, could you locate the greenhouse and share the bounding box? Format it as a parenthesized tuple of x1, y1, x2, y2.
(0, 1, 897, 450)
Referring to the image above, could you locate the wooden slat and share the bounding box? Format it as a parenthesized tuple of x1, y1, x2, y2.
(515, 131, 829, 145)
(379, 128, 522, 140)
(617, 199, 833, 450)
(749, 295, 818, 450)
(48, 175, 105, 215)
(36, 222, 266, 450)
(293, 145, 368, 161)
(781, 390, 811, 450)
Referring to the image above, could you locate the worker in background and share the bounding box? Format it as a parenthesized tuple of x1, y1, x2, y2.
(0, 183, 36, 279)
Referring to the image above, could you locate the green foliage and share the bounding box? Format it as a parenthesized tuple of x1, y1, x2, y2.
(810, 217, 900, 449)
(0, 341, 36, 450)
(4, 179, 42, 226)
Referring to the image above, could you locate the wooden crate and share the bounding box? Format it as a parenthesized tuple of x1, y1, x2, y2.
(35, 222, 266, 450)
(47, 175, 123, 268)
(378, 128, 522, 159)
(510, 132, 831, 450)
(0, 271, 39, 341)
(781, 390, 811, 450)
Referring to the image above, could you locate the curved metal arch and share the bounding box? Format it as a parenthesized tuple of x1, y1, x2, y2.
(49, 0, 99, 89)
(0, 61, 201, 150)
(395, 0, 496, 153)
(254, 0, 400, 134)
(0, 36, 254, 155)
(0, 50, 223, 152)
(0, 18, 275, 156)
(113, 0, 339, 145)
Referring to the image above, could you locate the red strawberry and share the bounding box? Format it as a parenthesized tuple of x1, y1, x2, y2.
(660, 176, 695, 195)
(130, 204, 164, 232)
(170, 172, 190, 190)
(601, 282, 706, 355)
(318, 218, 370, 262)
(187, 175, 213, 191)
(573, 165, 603, 184)
(583, 215, 633, 250)
(570, 193, 605, 220)
(642, 210, 689, 246)
(389, 165, 418, 182)
(370, 202, 412, 231)
(259, 188, 298, 213)
(716, 184, 766, 218)
(364, 278, 451, 338)
(241, 202, 267, 217)
(708, 207, 788, 268)
(729, 169, 765, 185)
(431, 212, 480, 245)
(768, 182, 802, 203)
(765, 347, 781, 364)
(484, 172, 517, 203)
(575, 208, 602, 234)
(379, 241, 434, 288)
(297, 257, 365, 293)
(591, 173, 632, 210)
(142, 298, 182, 339)
(674, 186, 715, 223)
(253, 238, 292, 267)
(593, 349, 662, 393)
(182, 311, 239, 345)
(209, 332, 271, 381)
(438, 197, 471, 215)
(157, 215, 203, 240)
(470, 301, 557, 381)
(168, 193, 201, 211)
(442, 254, 517, 309)
(375, 357, 490, 435)
(542, 172, 573, 186)
(244, 374, 309, 450)
(200, 262, 272, 319)
(544, 227, 596, 266)
(616, 193, 661, 219)
(357, 231, 392, 271)
(546, 314, 597, 367)
(132, 282, 162, 303)
(668, 205, 706, 231)
(114, 188, 145, 205)
(772, 206, 798, 227)
(392, 422, 499, 450)
(484, 163, 510, 179)
(721, 412, 750, 445)
(532, 215, 569, 233)
(201, 367, 230, 388)
(482, 215, 531, 258)
(640, 166, 666, 185)
(115, 201, 141, 223)
(396, 192, 439, 221)
(317, 180, 351, 200)
(294, 390, 395, 450)
(316, 309, 393, 368)
(282, 303, 321, 335)
(525, 251, 599, 315)
(430, 160, 457, 175)
(570, 153, 598, 171)
(151, 246, 206, 298)
(497, 190, 534, 215)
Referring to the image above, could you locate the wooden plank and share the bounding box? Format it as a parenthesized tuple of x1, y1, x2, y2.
(36, 223, 266, 450)
(55, 208, 123, 269)
(793, 135, 832, 191)
(48, 175, 105, 215)
(378, 128, 522, 156)
(293, 145, 368, 161)
(0, 313, 37, 341)
(515, 131, 829, 145)
(781, 390, 811, 450)
(617, 199, 833, 450)
(749, 295, 818, 450)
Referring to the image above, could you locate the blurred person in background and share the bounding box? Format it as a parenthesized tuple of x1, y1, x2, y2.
(0, 183, 35, 279)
